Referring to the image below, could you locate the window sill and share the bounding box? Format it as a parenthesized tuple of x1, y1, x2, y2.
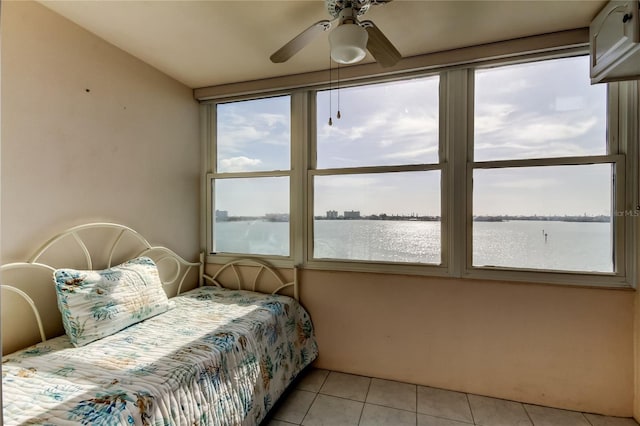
(206, 254, 634, 289)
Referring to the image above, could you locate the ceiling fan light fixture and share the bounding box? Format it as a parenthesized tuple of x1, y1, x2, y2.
(329, 23, 368, 64)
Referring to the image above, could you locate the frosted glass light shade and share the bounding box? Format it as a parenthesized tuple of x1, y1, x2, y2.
(329, 23, 368, 64)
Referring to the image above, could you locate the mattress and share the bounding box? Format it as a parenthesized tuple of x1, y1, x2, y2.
(2, 286, 318, 425)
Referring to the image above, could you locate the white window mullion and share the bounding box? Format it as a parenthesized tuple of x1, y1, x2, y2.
(306, 91, 318, 265)
(609, 83, 623, 277)
(291, 91, 309, 267)
(443, 68, 470, 277)
(473, 155, 623, 169)
(439, 73, 449, 269)
(202, 104, 215, 254)
(210, 170, 291, 179)
(614, 160, 626, 275)
(619, 80, 639, 286)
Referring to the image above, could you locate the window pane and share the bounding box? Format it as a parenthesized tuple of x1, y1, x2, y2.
(474, 56, 607, 161)
(316, 76, 439, 168)
(217, 96, 290, 172)
(472, 164, 613, 272)
(214, 177, 289, 256)
(313, 171, 441, 263)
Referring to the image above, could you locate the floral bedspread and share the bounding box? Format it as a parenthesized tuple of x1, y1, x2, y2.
(2, 286, 318, 426)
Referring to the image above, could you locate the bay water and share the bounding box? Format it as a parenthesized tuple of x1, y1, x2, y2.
(215, 219, 613, 273)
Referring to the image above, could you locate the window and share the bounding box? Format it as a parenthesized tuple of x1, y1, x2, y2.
(472, 56, 618, 274)
(203, 51, 637, 287)
(474, 57, 607, 162)
(314, 171, 441, 263)
(210, 95, 291, 257)
(472, 165, 613, 272)
(312, 76, 441, 264)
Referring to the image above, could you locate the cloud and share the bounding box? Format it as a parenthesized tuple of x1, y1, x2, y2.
(475, 108, 602, 159)
(217, 103, 290, 151)
(219, 156, 262, 172)
(474, 103, 514, 135)
(317, 106, 439, 167)
(258, 112, 288, 127)
(491, 177, 558, 189)
(216, 100, 291, 170)
(383, 146, 439, 161)
(315, 175, 379, 189)
(507, 115, 598, 144)
(218, 126, 268, 144)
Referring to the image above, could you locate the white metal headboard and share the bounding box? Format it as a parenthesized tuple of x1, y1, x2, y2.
(1, 222, 300, 355)
(30, 222, 149, 266)
(27, 222, 200, 294)
(203, 258, 299, 301)
(1, 262, 55, 345)
(1, 223, 202, 355)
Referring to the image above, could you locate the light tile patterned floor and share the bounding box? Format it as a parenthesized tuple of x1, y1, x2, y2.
(265, 369, 639, 426)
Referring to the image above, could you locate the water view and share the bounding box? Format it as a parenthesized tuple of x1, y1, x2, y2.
(214, 219, 613, 273)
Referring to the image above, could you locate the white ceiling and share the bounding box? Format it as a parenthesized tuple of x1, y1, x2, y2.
(39, 0, 607, 89)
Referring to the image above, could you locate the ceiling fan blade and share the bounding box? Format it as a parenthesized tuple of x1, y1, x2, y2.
(360, 20, 401, 68)
(270, 20, 333, 63)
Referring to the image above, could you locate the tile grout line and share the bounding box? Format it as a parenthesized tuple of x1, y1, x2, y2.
(356, 400, 366, 426)
(301, 370, 331, 425)
(415, 384, 418, 426)
(299, 391, 321, 426)
(465, 393, 477, 425)
(316, 370, 330, 393)
(357, 377, 375, 425)
(522, 402, 535, 426)
(419, 413, 475, 425)
(364, 376, 374, 403)
(295, 370, 333, 426)
(369, 376, 375, 392)
(581, 412, 595, 426)
(366, 400, 422, 414)
(315, 391, 371, 404)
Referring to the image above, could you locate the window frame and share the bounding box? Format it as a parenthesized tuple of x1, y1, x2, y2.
(306, 74, 447, 273)
(201, 50, 638, 289)
(462, 58, 636, 287)
(204, 92, 296, 262)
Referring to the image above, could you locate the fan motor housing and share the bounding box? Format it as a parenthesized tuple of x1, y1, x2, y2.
(326, 0, 372, 19)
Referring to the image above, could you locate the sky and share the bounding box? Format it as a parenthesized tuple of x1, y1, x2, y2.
(214, 55, 611, 218)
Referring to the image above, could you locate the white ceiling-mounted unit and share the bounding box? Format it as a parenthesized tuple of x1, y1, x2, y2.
(590, 0, 640, 83)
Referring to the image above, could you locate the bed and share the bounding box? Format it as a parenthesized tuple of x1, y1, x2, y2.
(1, 223, 318, 425)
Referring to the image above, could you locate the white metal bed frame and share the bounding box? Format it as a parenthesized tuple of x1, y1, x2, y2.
(1, 222, 299, 351)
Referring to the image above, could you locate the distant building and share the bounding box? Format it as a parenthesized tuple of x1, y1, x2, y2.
(326, 210, 338, 219)
(344, 210, 361, 219)
(265, 213, 289, 222)
(215, 210, 228, 221)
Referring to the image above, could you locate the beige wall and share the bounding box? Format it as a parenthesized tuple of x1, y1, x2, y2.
(1, 1, 200, 263)
(301, 269, 635, 417)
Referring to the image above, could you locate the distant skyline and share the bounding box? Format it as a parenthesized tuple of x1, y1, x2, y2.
(215, 56, 610, 218)
(215, 209, 611, 222)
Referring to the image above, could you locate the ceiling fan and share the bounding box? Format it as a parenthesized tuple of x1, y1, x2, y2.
(270, 0, 402, 68)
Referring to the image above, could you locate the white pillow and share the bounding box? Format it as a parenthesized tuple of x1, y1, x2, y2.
(53, 256, 172, 347)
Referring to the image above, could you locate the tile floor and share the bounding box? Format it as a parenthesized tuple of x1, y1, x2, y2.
(264, 369, 639, 426)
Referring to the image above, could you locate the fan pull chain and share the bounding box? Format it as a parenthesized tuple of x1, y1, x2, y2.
(337, 63, 341, 120)
(328, 53, 333, 126)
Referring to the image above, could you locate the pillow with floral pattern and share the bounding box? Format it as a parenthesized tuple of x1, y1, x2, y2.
(53, 256, 172, 347)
